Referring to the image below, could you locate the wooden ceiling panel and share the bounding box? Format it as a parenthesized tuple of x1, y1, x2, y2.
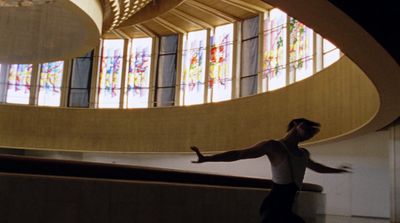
(102, 0, 275, 38)
(119, 26, 148, 38)
(194, 0, 254, 19)
(119, 0, 185, 27)
(184, 0, 240, 23)
(102, 31, 120, 39)
(177, 3, 229, 27)
(160, 13, 202, 33)
(142, 20, 175, 36)
(233, 0, 273, 11)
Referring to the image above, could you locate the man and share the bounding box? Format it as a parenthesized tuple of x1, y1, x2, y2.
(191, 118, 351, 223)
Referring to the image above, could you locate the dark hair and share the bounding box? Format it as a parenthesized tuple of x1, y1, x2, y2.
(287, 118, 321, 132)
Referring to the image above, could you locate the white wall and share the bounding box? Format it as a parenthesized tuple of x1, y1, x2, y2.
(390, 119, 400, 222)
(15, 128, 391, 218)
(305, 130, 390, 217)
(82, 129, 391, 218)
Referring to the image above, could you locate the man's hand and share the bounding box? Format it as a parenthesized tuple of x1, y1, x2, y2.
(191, 146, 206, 163)
(337, 164, 352, 173)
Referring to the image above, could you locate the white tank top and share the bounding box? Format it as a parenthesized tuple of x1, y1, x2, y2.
(271, 141, 309, 188)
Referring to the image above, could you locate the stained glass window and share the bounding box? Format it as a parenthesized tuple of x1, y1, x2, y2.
(125, 38, 152, 108)
(98, 39, 124, 108)
(263, 9, 287, 91)
(181, 30, 207, 105)
(208, 24, 233, 102)
(38, 61, 64, 106)
(289, 17, 314, 82)
(6, 64, 32, 104)
(323, 39, 340, 68)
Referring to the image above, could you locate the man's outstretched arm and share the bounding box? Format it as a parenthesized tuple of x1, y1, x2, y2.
(307, 159, 351, 173)
(191, 140, 278, 163)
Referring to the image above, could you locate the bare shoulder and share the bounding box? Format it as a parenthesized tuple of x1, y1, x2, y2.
(264, 139, 282, 147)
(262, 140, 285, 154)
(263, 140, 286, 165)
(299, 147, 311, 157)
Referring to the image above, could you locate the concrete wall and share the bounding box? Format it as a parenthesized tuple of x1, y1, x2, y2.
(79, 129, 391, 218)
(390, 119, 400, 222)
(9, 126, 392, 218)
(306, 130, 390, 218)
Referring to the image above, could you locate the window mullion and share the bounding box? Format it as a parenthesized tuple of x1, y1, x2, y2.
(89, 41, 102, 108)
(60, 59, 72, 107)
(232, 21, 241, 99)
(29, 63, 40, 105)
(285, 15, 290, 87)
(119, 39, 129, 109)
(148, 36, 159, 108)
(0, 64, 8, 102)
(257, 13, 264, 94)
(175, 33, 184, 106)
(315, 34, 323, 73)
(204, 28, 211, 103)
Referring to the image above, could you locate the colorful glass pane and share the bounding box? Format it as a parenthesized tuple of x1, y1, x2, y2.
(38, 61, 64, 106)
(98, 39, 124, 108)
(289, 17, 313, 82)
(6, 64, 32, 104)
(209, 24, 233, 102)
(323, 39, 340, 68)
(263, 8, 287, 91)
(181, 30, 207, 105)
(125, 38, 152, 108)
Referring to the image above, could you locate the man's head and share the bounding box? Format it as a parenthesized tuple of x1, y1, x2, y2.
(287, 118, 321, 141)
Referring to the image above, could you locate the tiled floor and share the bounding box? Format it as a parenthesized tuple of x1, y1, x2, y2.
(325, 215, 389, 223)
